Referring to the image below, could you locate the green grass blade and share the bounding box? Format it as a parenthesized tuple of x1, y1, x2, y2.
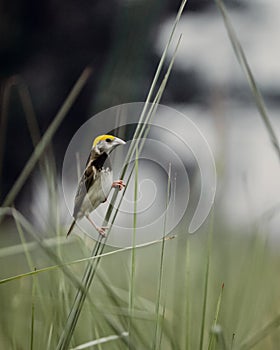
(0, 78, 14, 194)
(0, 236, 70, 259)
(46, 325, 54, 350)
(30, 268, 36, 350)
(0, 76, 57, 210)
(2, 67, 92, 207)
(231, 333, 236, 350)
(106, 33, 182, 237)
(118, 0, 187, 181)
(14, 210, 36, 272)
(15, 76, 42, 147)
(93, 326, 102, 350)
(215, 0, 280, 159)
(14, 214, 49, 322)
(240, 315, 280, 350)
(56, 1, 186, 346)
(130, 145, 139, 308)
(118, 32, 183, 191)
(152, 163, 171, 350)
(0, 236, 176, 286)
(99, 26, 182, 248)
(199, 245, 210, 350)
(70, 332, 129, 350)
(184, 233, 191, 350)
(0, 207, 86, 291)
(128, 146, 138, 347)
(208, 283, 225, 350)
(199, 212, 214, 350)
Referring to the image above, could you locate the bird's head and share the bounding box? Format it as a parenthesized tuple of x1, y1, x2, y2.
(93, 134, 126, 154)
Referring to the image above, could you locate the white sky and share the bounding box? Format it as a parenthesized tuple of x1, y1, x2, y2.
(157, 1, 280, 238)
(157, 0, 280, 89)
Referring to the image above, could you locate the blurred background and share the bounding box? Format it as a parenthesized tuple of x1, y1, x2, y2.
(1, 0, 279, 234)
(1, 0, 280, 348)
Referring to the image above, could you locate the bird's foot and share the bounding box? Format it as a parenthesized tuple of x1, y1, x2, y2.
(86, 214, 108, 237)
(112, 180, 126, 191)
(97, 226, 108, 237)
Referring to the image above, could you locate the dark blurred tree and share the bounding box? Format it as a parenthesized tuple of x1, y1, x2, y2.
(0, 0, 239, 203)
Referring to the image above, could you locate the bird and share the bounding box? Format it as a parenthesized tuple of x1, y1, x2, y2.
(66, 134, 126, 237)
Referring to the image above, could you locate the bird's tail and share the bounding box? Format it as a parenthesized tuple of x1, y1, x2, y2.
(66, 220, 76, 237)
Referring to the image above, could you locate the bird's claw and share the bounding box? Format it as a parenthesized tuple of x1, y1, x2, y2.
(97, 226, 108, 237)
(112, 180, 126, 191)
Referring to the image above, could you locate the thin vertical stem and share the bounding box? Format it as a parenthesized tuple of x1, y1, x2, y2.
(30, 268, 36, 350)
(185, 234, 191, 350)
(153, 163, 171, 349)
(208, 283, 225, 350)
(199, 211, 214, 350)
(128, 146, 138, 347)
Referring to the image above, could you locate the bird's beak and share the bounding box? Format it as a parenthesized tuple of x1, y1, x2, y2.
(113, 137, 126, 146)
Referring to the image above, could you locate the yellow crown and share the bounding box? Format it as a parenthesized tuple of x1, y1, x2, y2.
(93, 134, 115, 147)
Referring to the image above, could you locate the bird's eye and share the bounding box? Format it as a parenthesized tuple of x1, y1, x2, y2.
(106, 138, 112, 142)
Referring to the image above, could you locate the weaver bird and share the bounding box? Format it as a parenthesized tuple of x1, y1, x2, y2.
(66, 134, 126, 237)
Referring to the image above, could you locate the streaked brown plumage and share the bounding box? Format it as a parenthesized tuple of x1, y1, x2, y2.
(66, 135, 126, 237)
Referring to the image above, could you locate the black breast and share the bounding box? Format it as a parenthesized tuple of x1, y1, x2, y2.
(92, 152, 108, 170)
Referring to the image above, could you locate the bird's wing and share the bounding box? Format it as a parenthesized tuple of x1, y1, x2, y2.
(73, 151, 97, 218)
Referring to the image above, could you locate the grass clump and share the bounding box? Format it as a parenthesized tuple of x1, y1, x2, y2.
(1, 0, 280, 349)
